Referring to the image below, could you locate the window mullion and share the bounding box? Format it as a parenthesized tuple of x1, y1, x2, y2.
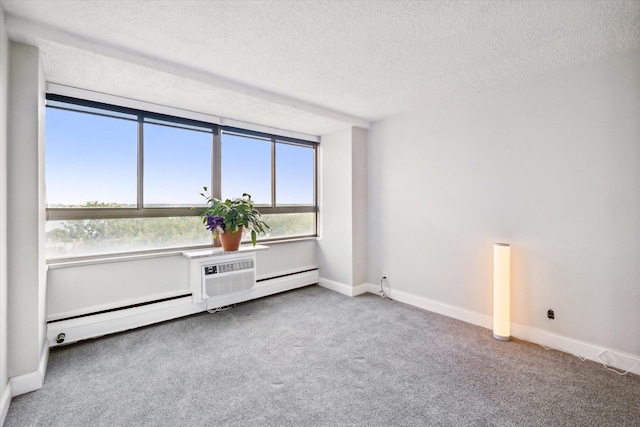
(46, 207, 205, 221)
(271, 137, 276, 207)
(314, 144, 318, 235)
(212, 127, 221, 200)
(137, 115, 144, 209)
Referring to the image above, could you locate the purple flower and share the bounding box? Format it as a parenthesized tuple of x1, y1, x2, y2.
(205, 214, 226, 234)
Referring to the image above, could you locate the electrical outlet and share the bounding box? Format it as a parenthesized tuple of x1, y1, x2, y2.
(547, 309, 555, 319)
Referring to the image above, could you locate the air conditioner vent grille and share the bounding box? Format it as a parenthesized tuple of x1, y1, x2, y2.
(198, 255, 256, 300)
(206, 259, 254, 275)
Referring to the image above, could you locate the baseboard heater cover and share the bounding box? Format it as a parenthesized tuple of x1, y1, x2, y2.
(46, 296, 202, 347)
(256, 267, 319, 282)
(47, 293, 192, 324)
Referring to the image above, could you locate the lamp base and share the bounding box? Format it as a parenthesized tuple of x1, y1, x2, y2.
(493, 333, 510, 341)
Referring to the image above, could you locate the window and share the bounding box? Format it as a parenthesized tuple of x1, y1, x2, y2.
(221, 132, 271, 205)
(276, 141, 315, 206)
(45, 106, 138, 208)
(45, 95, 317, 259)
(143, 121, 213, 207)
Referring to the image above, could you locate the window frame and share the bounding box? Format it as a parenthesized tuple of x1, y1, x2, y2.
(220, 127, 318, 212)
(45, 94, 318, 255)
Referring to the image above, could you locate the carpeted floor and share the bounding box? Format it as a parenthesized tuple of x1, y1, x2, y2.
(5, 285, 640, 426)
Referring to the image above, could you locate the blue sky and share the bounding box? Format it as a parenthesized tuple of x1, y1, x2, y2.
(45, 107, 314, 207)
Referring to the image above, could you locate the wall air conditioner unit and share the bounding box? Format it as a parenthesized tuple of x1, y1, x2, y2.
(202, 257, 255, 298)
(189, 252, 257, 308)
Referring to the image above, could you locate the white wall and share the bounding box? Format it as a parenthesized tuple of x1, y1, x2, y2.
(368, 48, 640, 357)
(47, 256, 190, 320)
(255, 240, 317, 279)
(0, 4, 11, 421)
(351, 128, 368, 286)
(317, 127, 368, 290)
(46, 240, 316, 319)
(317, 128, 354, 285)
(7, 41, 47, 379)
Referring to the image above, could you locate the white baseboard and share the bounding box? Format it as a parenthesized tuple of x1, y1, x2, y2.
(318, 277, 351, 295)
(0, 338, 49, 420)
(39, 337, 49, 384)
(358, 283, 640, 376)
(318, 277, 369, 297)
(352, 282, 369, 296)
(0, 380, 11, 426)
(370, 283, 492, 329)
(9, 371, 42, 398)
(510, 323, 640, 375)
(9, 337, 50, 397)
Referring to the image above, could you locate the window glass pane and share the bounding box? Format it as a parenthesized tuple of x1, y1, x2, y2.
(47, 101, 137, 120)
(221, 132, 271, 205)
(276, 143, 314, 205)
(236, 213, 314, 241)
(45, 108, 137, 207)
(144, 117, 211, 133)
(46, 217, 211, 258)
(144, 123, 212, 207)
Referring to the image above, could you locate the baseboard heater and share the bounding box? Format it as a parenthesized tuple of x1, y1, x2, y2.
(256, 268, 319, 283)
(46, 266, 319, 347)
(47, 293, 192, 324)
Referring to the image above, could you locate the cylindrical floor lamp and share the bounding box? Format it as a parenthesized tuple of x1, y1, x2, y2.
(493, 243, 510, 341)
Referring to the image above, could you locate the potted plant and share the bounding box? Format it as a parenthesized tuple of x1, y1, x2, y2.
(199, 187, 270, 251)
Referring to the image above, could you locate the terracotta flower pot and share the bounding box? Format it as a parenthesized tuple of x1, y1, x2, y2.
(219, 226, 243, 251)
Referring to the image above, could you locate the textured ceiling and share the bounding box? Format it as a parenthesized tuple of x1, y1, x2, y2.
(2, 0, 640, 136)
